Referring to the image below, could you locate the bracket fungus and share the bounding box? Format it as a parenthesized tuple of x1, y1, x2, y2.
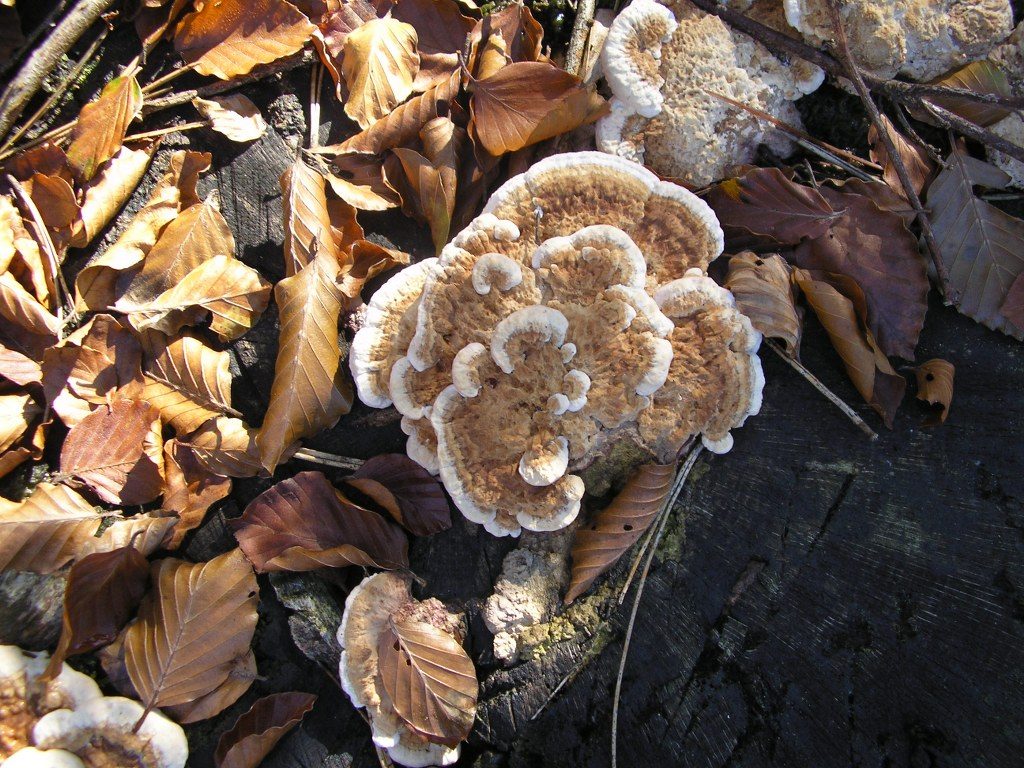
(351, 152, 764, 537)
(337, 572, 476, 768)
(596, 0, 824, 187)
(0, 646, 187, 768)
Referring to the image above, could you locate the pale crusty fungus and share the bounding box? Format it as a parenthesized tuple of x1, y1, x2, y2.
(350, 152, 762, 536)
(783, 0, 1012, 81)
(30, 697, 187, 768)
(1, 747, 86, 767)
(0, 646, 101, 759)
(596, 0, 824, 187)
(337, 572, 467, 768)
(985, 23, 1024, 187)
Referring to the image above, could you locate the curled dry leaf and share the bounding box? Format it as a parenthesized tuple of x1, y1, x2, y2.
(0, 341, 42, 386)
(181, 417, 297, 478)
(175, 0, 316, 80)
(0, 392, 40, 455)
(162, 439, 231, 548)
(59, 399, 164, 505)
(141, 334, 237, 436)
(705, 168, 843, 251)
(793, 269, 905, 428)
(468, 2, 543, 64)
(343, 18, 420, 130)
(564, 462, 675, 605)
(214, 692, 317, 768)
(25, 171, 80, 253)
(392, 0, 474, 90)
(194, 94, 267, 143)
(392, 147, 455, 254)
(116, 254, 271, 341)
(124, 548, 259, 718)
(914, 359, 955, 427)
(725, 252, 802, 357)
(281, 156, 344, 277)
(921, 61, 1012, 128)
(73, 141, 160, 250)
(1, 193, 52, 309)
(65, 74, 143, 183)
(347, 454, 451, 536)
(928, 145, 1024, 340)
(326, 160, 400, 211)
(377, 617, 477, 748)
(0, 270, 59, 338)
(76, 150, 210, 309)
(790, 183, 928, 360)
(233, 471, 409, 572)
(256, 252, 352, 473)
(868, 115, 934, 199)
(44, 544, 150, 679)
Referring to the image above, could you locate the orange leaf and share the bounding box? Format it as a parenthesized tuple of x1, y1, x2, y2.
(66, 74, 143, 182)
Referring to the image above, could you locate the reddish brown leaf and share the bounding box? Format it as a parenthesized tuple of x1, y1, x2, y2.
(922, 61, 1013, 128)
(705, 168, 843, 251)
(26, 172, 80, 252)
(867, 115, 934, 199)
(124, 549, 259, 718)
(377, 617, 477, 747)
(214, 692, 317, 768)
(564, 462, 675, 604)
(1001, 272, 1024, 329)
(59, 400, 164, 505)
(468, 3, 543, 64)
(393, 147, 455, 254)
(347, 454, 451, 536)
(914, 359, 955, 427)
(175, 0, 316, 80)
(44, 545, 150, 678)
(232, 471, 408, 572)
(181, 417, 297, 479)
(725, 252, 802, 357)
(162, 439, 232, 548)
(163, 651, 258, 724)
(66, 74, 143, 182)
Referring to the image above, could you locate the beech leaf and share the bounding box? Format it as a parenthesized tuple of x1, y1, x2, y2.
(281, 156, 344, 277)
(73, 142, 159, 251)
(44, 544, 150, 678)
(194, 94, 267, 143)
(914, 359, 955, 427)
(392, 0, 474, 90)
(66, 74, 143, 182)
(393, 147, 455, 254)
(124, 549, 259, 717)
(377, 617, 477, 747)
(564, 462, 675, 604)
(0, 270, 59, 337)
(59, 400, 164, 505)
(867, 115, 934, 198)
(256, 253, 352, 473)
(705, 168, 843, 251)
(162, 439, 232, 548)
(175, 0, 316, 80)
(725, 252, 802, 357)
(922, 61, 1012, 128)
(342, 18, 420, 130)
(233, 471, 408, 571)
(347, 454, 451, 536)
(182, 417, 297, 478)
(214, 692, 317, 768)
(0, 341, 42, 386)
(141, 334, 238, 436)
(468, 3, 543, 65)
(928, 145, 1024, 339)
(1001, 273, 1024, 328)
(0, 392, 39, 456)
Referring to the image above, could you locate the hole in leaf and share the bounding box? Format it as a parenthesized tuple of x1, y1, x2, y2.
(754, 259, 764, 266)
(623, 524, 633, 531)
(925, 373, 935, 381)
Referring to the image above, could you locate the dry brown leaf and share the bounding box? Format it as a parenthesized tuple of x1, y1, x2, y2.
(115, 254, 271, 341)
(214, 692, 317, 768)
(59, 399, 164, 505)
(564, 462, 674, 604)
(25, 172, 80, 254)
(0, 341, 42, 386)
(162, 439, 231, 548)
(468, 2, 542, 65)
(0, 270, 58, 338)
(346, 454, 450, 535)
(134, 0, 192, 49)
(331, 68, 461, 155)
(392, 0, 474, 90)
(472, 29, 510, 80)
(2, 194, 54, 310)
(256, 252, 352, 473)
(3, 142, 72, 184)
(75, 150, 210, 310)
(124, 549, 259, 719)
(175, 0, 316, 80)
(141, 333, 238, 435)
(232, 470, 408, 571)
(922, 61, 1012, 128)
(326, 160, 401, 211)
(337, 238, 408, 300)
(867, 115, 934, 199)
(180, 417, 298, 478)
(393, 147, 454, 254)
(914, 359, 954, 427)
(469, 63, 591, 156)
(725, 252, 802, 357)
(194, 94, 267, 143)
(282, 156, 344, 277)
(163, 651, 258, 724)
(0, 392, 40, 454)
(793, 269, 905, 428)
(44, 544, 150, 679)
(342, 18, 420, 130)
(41, 314, 143, 427)
(73, 141, 160, 250)
(377, 617, 477, 747)
(1001, 272, 1024, 328)
(66, 74, 143, 182)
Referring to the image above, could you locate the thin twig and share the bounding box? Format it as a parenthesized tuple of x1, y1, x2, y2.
(123, 120, 206, 143)
(766, 340, 877, 440)
(140, 62, 198, 95)
(892, 102, 943, 166)
(921, 101, 1024, 166)
(292, 447, 364, 471)
(611, 445, 703, 768)
(0, 1, 71, 82)
(565, 0, 597, 78)
(823, 0, 952, 302)
(0, 0, 118, 140)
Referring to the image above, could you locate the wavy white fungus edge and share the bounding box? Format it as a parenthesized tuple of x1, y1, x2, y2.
(337, 574, 461, 768)
(0, 646, 103, 713)
(472, 253, 523, 295)
(490, 305, 569, 374)
(599, 0, 677, 118)
(531, 225, 647, 290)
(1, 748, 85, 768)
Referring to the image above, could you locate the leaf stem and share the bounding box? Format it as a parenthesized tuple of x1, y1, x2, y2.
(291, 447, 364, 471)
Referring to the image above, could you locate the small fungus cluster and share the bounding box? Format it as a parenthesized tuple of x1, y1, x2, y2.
(351, 152, 764, 537)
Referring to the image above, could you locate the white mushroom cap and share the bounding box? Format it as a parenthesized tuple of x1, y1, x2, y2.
(490, 306, 569, 374)
(561, 370, 591, 412)
(0, 647, 102, 712)
(603, 285, 674, 337)
(1, 748, 86, 768)
(32, 698, 187, 768)
(400, 416, 441, 475)
(390, 357, 430, 419)
(519, 436, 570, 487)
(471, 254, 524, 295)
(451, 343, 489, 397)
(600, 0, 678, 118)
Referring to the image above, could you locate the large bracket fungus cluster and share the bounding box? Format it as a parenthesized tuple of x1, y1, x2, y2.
(351, 153, 764, 537)
(0, 646, 187, 768)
